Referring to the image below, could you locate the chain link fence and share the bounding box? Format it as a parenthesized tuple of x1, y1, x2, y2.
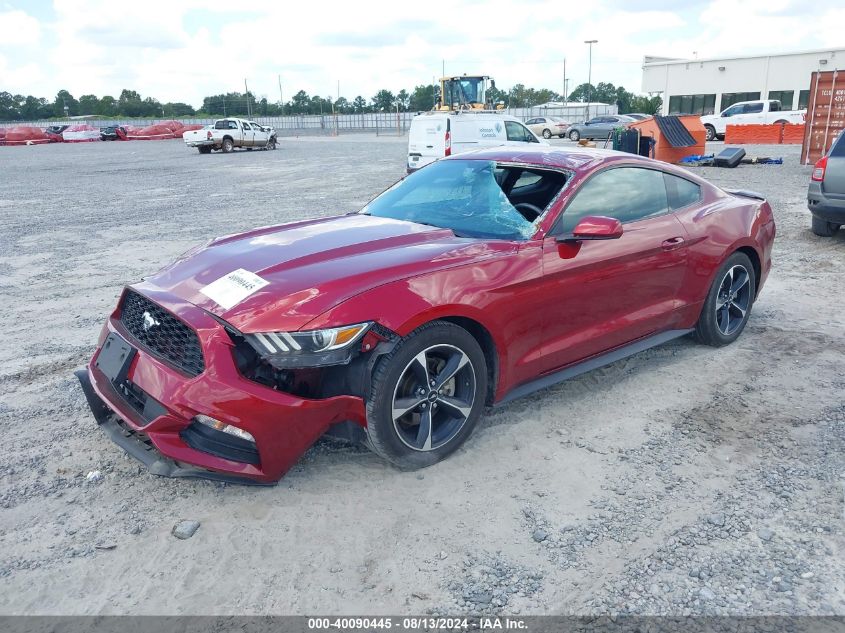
(0, 104, 618, 136)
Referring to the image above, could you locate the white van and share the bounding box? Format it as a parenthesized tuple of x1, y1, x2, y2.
(407, 111, 547, 172)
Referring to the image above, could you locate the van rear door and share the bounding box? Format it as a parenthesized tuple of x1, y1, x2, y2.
(407, 115, 447, 171)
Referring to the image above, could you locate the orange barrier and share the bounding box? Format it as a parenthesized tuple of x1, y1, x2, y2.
(725, 123, 806, 145)
(781, 124, 805, 145)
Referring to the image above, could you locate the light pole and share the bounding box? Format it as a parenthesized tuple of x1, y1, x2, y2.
(584, 39, 597, 121)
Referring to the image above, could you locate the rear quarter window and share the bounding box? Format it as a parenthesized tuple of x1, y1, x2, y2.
(830, 132, 845, 157)
(664, 173, 702, 209)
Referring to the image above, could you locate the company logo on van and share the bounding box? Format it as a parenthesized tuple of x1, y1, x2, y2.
(495, 122, 502, 133)
(436, 124, 442, 132)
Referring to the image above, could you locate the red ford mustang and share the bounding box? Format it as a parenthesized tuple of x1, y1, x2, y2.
(77, 146, 775, 484)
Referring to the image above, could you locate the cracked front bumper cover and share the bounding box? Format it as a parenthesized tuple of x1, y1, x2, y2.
(75, 369, 272, 486)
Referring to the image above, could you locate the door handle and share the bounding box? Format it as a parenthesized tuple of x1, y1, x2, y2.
(661, 236, 685, 251)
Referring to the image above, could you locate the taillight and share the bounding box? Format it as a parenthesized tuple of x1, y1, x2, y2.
(444, 130, 451, 157)
(812, 156, 827, 182)
(207, 131, 212, 140)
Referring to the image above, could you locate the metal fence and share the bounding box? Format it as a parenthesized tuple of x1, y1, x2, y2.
(0, 103, 618, 136)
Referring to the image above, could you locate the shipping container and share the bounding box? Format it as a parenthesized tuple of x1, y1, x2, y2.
(801, 70, 845, 165)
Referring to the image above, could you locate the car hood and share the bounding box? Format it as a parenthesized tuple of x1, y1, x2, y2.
(143, 214, 509, 333)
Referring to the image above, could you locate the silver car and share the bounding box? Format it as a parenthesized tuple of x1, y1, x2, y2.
(567, 115, 636, 141)
(808, 130, 845, 237)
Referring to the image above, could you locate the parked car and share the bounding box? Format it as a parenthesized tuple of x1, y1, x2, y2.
(182, 118, 276, 153)
(567, 115, 636, 141)
(407, 111, 546, 172)
(808, 130, 845, 237)
(100, 125, 128, 141)
(525, 116, 570, 139)
(700, 100, 806, 141)
(77, 145, 775, 483)
(624, 113, 651, 121)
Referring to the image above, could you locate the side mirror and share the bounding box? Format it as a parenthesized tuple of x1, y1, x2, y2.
(556, 216, 623, 242)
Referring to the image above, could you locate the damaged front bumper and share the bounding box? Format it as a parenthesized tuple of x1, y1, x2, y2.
(76, 287, 368, 484)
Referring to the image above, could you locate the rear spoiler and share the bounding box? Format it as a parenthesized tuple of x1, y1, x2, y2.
(725, 188, 766, 201)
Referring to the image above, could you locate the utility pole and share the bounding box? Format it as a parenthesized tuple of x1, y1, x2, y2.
(278, 75, 283, 107)
(584, 40, 598, 121)
(223, 94, 226, 116)
(244, 79, 251, 117)
(563, 57, 567, 104)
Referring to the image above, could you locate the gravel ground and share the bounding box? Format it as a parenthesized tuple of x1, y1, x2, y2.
(0, 137, 842, 616)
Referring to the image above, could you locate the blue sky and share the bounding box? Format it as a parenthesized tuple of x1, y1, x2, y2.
(0, 0, 842, 107)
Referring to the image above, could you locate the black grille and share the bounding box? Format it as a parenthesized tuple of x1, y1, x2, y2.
(119, 290, 205, 377)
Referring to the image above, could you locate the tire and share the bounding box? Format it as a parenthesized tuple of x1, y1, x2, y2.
(221, 137, 234, 153)
(705, 125, 716, 142)
(366, 321, 488, 470)
(198, 146, 211, 154)
(542, 128, 552, 139)
(559, 134, 566, 139)
(694, 252, 756, 347)
(568, 129, 581, 142)
(266, 138, 277, 150)
(811, 216, 838, 237)
(773, 119, 787, 126)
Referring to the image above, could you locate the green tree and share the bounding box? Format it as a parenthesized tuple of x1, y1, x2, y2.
(409, 84, 435, 111)
(163, 102, 195, 117)
(78, 94, 99, 115)
(396, 89, 409, 111)
(352, 95, 367, 112)
(53, 90, 79, 117)
(371, 89, 394, 112)
(98, 95, 118, 116)
(629, 95, 662, 115)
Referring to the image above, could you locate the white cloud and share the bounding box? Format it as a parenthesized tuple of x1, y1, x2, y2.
(0, 9, 41, 47)
(0, 0, 839, 107)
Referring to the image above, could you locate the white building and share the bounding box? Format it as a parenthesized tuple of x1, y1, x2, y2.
(641, 48, 844, 115)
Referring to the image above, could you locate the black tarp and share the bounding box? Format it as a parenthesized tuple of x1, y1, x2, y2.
(654, 115, 697, 147)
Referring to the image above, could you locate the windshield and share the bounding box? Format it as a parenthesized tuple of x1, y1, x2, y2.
(362, 160, 565, 240)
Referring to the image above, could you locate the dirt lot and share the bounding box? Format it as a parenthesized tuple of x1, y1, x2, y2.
(0, 137, 842, 616)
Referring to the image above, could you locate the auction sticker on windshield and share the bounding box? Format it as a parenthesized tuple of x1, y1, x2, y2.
(200, 268, 269, 310)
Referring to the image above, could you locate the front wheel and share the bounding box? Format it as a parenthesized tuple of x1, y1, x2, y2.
(694, 252, 756, 347)
(705, 125, 716, 142)
(811, 216, 839, 237)
(568, 129, 581, 141)
(366, 321, 488, 470)
(542, 129, 552, 139)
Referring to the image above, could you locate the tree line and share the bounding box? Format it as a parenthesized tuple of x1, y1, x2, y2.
(0, 82, 661, 121)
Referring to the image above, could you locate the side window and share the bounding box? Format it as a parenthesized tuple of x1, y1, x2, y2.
(744, 102, 764, 114)
(242, 122, 251, 130)
(557, 167, 669, 234)
(227, 120, 238, 130)
(722, 105, 743, 117)
(664, 173, 702, 209)
(588, 117, 603, 124)
(505, 121, 535, 142)
(829, 131, 845, 158)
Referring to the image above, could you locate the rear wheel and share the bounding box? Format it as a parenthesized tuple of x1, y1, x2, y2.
(705, 125, 716, 142)
(811, 216, 839, 237)
(542, 129, 552, 139)
(694, 252, 756, 347)
(198, 146, 212, 154)
(568, 129, 581, 141)
(221, 138, 234, 153)
(366, 321, 487, 470)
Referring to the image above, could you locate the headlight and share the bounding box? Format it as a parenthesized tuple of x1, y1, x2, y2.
(244, 322, 371, 368)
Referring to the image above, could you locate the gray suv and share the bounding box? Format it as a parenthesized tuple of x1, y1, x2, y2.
(568, 115, 636, 141)
(808, 130, 845, 237)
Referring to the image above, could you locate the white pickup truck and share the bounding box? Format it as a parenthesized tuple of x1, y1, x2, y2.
(700, 100, 805, 141)
(183, 118, 277, 153)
